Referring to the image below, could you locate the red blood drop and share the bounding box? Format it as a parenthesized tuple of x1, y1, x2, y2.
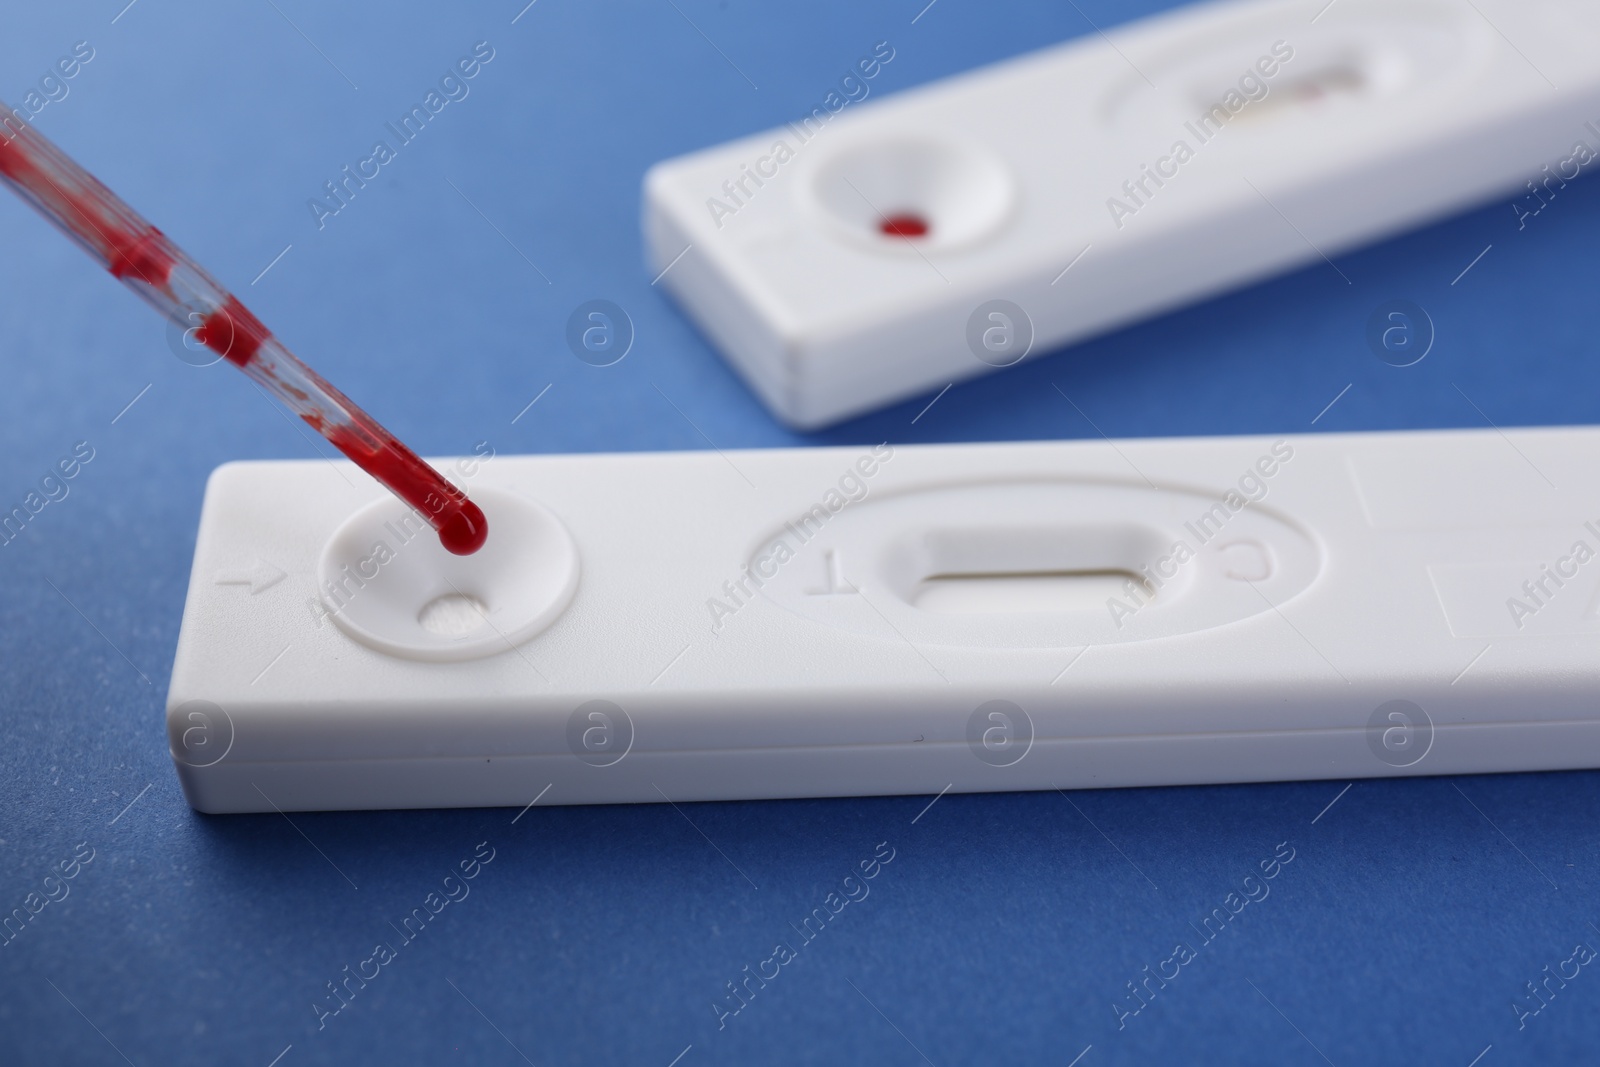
(879, 213, 929, 238)
(437, 499, 489, 556)
(326, 424, 490, 556)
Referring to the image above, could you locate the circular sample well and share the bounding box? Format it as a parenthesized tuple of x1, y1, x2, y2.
(319, 488, 579, 662)
(807, 135, 1016, 252)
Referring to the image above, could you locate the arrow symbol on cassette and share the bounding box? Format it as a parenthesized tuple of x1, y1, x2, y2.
(214, 557, 288, 594)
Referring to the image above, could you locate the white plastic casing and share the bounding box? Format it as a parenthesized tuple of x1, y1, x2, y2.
(644, 0, 1600, 427)
(170, 428, 1600, 813)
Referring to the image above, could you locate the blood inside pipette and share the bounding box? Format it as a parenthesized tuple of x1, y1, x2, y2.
(199, 296, 270, 367)
(194, 301, 489, 555)
(107, 227, 175, 287)
(326, 424, 489, 555)
(1, 135, 172, 289)
(1, 119, 488, 556)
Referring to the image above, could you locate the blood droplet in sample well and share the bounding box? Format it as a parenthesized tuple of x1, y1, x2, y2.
(879, 212, 930, 238)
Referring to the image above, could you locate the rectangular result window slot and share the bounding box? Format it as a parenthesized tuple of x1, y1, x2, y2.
(1212, 62, 1370, 126)
(913, 569, 1152, 614)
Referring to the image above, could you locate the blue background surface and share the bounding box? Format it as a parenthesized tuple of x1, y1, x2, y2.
(2, 1, 1598, 1063)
